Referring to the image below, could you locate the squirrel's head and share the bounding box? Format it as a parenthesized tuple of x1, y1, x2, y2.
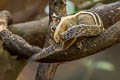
(49, 16, 61, 41)
(50, 16, 61, 32)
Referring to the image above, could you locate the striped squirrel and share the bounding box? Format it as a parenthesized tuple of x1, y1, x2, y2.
(30, 11, 104, 62)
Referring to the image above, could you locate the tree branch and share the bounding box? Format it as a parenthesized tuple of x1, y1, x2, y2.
(29, 1, 120, 62)
(90, 1, 120, 28)
(35, 0, 67, 80)
(36, 0, 67, 79)
(39, 20, 120, 62)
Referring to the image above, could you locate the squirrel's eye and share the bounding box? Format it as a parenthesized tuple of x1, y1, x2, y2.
(51, 26, 56, 32)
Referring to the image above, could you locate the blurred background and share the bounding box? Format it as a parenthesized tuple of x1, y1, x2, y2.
(0, 0, 119, 80)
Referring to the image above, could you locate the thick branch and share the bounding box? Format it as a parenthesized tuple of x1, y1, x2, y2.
(1, 30, 42, 57)
(90, 1, 120, 28)
(35, 0, 67, 80)
(39, 20, 120, 62)
(29, 1, 120, 62)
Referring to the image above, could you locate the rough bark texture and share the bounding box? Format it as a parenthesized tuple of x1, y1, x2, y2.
(39, 21, 120, 62)
(0, 1, 120, 80)
(36, 0, 66, 80)
(36, 1, 120, 62)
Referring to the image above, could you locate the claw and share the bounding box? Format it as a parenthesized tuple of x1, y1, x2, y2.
(54, 35, 61, 43)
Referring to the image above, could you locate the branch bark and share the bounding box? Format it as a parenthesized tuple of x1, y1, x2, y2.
(39, 20, 120, 62)
(35, 0, 66, 80)
(30, 1, 120, 62)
